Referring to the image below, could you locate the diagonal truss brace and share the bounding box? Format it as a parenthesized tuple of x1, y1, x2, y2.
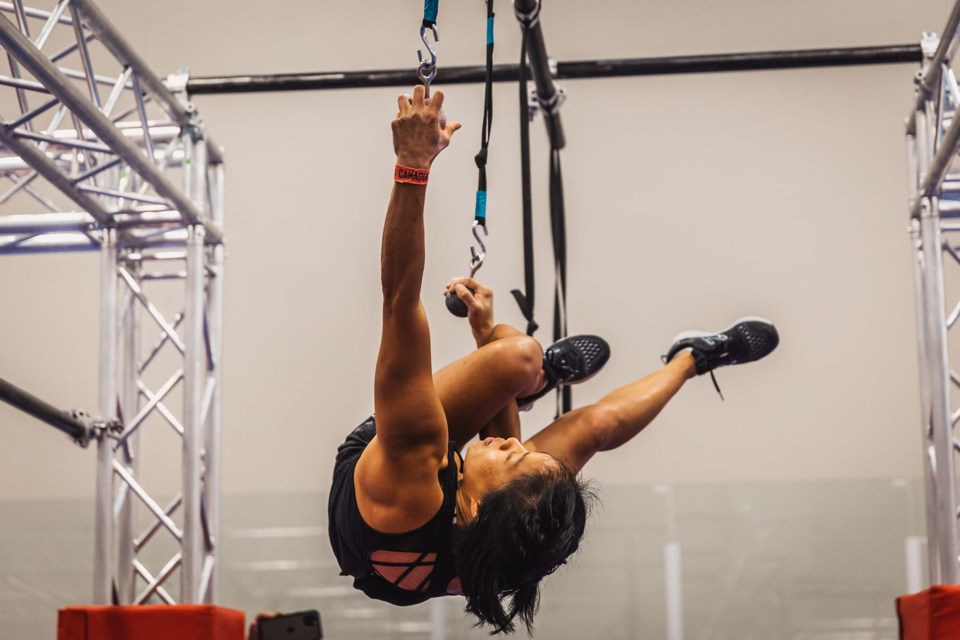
(0, 120, 111, 222)
(0, 9, 222, 242)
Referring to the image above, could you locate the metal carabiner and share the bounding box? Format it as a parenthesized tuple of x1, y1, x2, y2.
(468, 220, 488, 277)
(417, 24, 439, 95)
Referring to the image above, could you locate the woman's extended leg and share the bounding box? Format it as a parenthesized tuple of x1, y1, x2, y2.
(524, 317, 780, 472)
(524, 353, 697, 473)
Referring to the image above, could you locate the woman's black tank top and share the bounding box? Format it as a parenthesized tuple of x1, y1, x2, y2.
(327, 416, 462, 606)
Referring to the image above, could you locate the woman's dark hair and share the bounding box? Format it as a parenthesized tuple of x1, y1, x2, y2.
(452, 463, 596, 634)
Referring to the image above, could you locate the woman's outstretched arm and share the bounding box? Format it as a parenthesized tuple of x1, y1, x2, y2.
(355, 87, 462, 533)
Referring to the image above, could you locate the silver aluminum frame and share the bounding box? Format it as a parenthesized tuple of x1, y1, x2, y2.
(0, 1, 224, 605)
(908, 4, 960, 586)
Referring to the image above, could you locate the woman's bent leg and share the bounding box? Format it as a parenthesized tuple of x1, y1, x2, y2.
(433, 331, 544, 446)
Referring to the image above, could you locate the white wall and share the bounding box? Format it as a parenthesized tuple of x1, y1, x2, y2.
(0, 0, 951, 499)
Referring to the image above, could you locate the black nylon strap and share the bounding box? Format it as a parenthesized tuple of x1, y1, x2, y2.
(550, 149, 567, 343)
(550, 149, 567, 342)
(510, 11, 570, 416)
(510, 27, 539, 337)
(549, 147, 570, 415)
(474, 0, 494, 225)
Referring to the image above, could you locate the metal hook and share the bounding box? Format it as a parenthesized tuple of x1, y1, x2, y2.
(469, 220, 488, 277)
(417, 24, 439, 94)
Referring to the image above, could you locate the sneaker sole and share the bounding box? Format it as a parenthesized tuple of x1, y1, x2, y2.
(669, 316, 774, 345)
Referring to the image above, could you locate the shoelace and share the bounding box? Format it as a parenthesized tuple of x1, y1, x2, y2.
(708, 370, 724, 401)
(549, 347, 586, 383)
(661, 352, 725, 401)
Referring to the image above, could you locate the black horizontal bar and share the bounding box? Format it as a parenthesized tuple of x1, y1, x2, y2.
(0, 375, 90, 442)
(187, 44, 922, 95)
(569, 44, 922, 78)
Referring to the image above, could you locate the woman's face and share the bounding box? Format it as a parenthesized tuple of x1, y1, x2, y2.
(461, 437, 558, 499)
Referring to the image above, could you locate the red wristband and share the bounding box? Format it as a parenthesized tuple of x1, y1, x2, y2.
(395, 164, 430, 185)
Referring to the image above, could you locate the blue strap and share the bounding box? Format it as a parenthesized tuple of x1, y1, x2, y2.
(475, 191, 487, 223)
(423, 0, 439, 26)
(486, 16, 494, 45)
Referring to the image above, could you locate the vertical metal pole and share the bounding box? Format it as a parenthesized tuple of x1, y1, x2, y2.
(913, 218, 941, 585)
(430, 599, 446, 640)
(913, 107, 943, 585)
(920, 195, 960, 584)
(94, 227, 118, 604)
(906, 536, 927, 593)
(117, 263, 140, 603)
(182, 222, 205, 603)
(662, 486, 683, 640)
(665, 543, 684, 640)
(907, 109, 940, 584)
(203, 162, 224, 603)
(181, 126, 208, 603)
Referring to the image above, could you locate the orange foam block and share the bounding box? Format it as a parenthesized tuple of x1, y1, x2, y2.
(898, 585, 960, 639)
(58, 605, 245, 640)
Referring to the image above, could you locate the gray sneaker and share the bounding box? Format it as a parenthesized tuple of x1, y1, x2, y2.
(662, 317, 779, 399)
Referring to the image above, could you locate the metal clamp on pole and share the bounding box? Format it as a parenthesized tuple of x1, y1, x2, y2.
(918, 1, 960, 101)
(535, 58, 566, 115)
(168, 70, 206, 161)
(513, 0, 565, 149)
(513, 0, 540, 27)
(69, 409, 123, 448)
(911, 32, 943, 125)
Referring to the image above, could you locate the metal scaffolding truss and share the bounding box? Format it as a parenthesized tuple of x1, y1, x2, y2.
(908, 1, 960, 587)
(0, 0, 224, 605)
